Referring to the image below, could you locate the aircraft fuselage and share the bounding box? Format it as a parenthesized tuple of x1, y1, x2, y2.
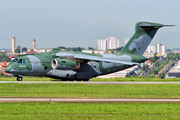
(5, 51, 147, 80)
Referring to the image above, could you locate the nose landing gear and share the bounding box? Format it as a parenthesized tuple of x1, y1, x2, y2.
(17, 77, 22, 81)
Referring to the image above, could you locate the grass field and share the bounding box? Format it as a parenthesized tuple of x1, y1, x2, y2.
(0, 102, 180, 120)
(1, 77, 180, 119)
(0, 83, 180, 98)
(1, 76, 180, 81)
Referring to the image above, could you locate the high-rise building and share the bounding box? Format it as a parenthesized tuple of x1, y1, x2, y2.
(97, 37, 119, 50)
(97, 39, 107, 50)
(107, 37, 119, 49)
(146, 45, 156, 53)
(32, 37, 36, 49)
(144, 44, 165, 57)
(147, 46, 151, 53)
(150, 46, 155, 53)
(155, 43, 162, 53)
(12, 37, 15, 53)
(125, 39, 129, 45)
(146, 44, 166, 54)
(161, 46, 166, 54)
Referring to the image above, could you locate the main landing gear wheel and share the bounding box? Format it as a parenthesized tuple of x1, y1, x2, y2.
(76, 79, 89, 81)
(83, 79, 89, 81)
(17, 77, 22, 81)
(76, 79, 81, 81)
(61, 79, 67, 81)
(68, 79, 74, 81)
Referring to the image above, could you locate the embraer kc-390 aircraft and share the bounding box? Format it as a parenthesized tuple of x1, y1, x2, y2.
(5, 22, 173, 81)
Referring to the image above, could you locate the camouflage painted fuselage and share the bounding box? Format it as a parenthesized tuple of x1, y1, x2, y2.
(5, 21, 171, 80)
(5, 50, 147, 80)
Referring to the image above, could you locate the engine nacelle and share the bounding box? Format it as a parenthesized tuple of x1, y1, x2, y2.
(52, 58, 80, 70)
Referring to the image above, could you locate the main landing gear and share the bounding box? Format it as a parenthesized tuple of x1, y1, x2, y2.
(17, 77, 23, 81)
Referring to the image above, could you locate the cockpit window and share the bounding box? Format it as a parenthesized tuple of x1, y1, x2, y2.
(17, 59, 22, 63)
(12, 58, 18, 62)
(14, 58, 26, 64)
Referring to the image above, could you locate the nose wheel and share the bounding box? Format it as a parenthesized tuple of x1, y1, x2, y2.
(17, 77, 23, 81)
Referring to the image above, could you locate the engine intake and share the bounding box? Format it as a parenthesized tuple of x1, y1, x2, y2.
(52, 58, 80, 70)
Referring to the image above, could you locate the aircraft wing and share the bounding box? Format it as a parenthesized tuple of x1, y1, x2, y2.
(55, 53, 140, 65)
(55, 53, 76, 57)
(74, 54, 139, 65)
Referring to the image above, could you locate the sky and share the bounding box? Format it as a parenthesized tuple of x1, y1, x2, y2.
(0, 0, 179, 49)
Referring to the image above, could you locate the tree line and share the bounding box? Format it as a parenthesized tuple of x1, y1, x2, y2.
(53, 46, 123, 53)
(0, 52, 11, 62)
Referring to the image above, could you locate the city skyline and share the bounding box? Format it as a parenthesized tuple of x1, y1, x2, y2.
(98, 37, 119, 50)
(1, 37, 175, 52)
(0, 0, 180, 49)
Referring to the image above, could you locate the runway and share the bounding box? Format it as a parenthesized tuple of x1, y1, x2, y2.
(1, 97, 180, 103)
(1, 81, 180, 84)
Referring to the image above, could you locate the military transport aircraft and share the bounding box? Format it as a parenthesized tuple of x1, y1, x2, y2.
(5, 22, 173, 81)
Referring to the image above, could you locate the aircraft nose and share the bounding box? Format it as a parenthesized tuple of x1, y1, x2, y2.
(5, 65, 11, 73)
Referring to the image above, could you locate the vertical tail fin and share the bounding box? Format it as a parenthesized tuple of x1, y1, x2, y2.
(120, 22, 172, 55)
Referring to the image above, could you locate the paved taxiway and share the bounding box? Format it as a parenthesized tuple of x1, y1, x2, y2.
(0, 98, 180, 103)
(1, 81, 180, 84)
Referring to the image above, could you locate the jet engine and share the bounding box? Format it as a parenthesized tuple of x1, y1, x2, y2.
(52, 58, 80, 70)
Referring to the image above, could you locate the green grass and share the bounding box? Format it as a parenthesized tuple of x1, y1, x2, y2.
(91, 77, 180, 81)
(0, 76, 53, 81)
(1, 83, 180, 98)
(0, 102, 180, 120)
(1, 77, 180, 119)
(1, 76, 180, 81)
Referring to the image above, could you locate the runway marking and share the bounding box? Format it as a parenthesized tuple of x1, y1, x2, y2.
(1, 97, 180, 103)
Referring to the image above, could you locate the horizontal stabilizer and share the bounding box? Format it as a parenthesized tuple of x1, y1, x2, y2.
(139, 23, 175, 27)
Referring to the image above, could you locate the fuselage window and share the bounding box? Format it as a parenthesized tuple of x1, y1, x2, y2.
(17, 59, 22, 63)
(23, 59, 26, 64)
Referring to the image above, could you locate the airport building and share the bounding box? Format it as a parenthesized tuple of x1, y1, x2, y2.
(167, 60, 180, 78)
